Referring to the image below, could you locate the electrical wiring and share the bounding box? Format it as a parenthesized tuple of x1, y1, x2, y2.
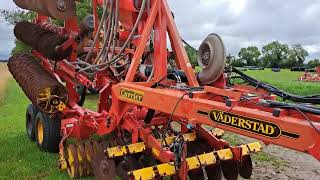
(293, 106, 320, 135)
(238, 97, 320, 135)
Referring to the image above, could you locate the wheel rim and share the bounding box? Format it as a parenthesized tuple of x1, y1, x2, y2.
(37, 120, 44, 145)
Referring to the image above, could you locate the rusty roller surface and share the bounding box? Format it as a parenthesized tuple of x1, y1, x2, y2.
(13, 0, 76, 20)
(7, 54, 68, 114)
(14, 21, 72, 61)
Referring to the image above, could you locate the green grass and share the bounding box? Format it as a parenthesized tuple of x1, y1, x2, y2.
(245, 69, 319, 96)
(0, 69, 318, 178)
(223, 68, 320, 169)
(251, 152, 286, 169)
(0, 80, 95, 179)
(223, 133, 286, 169)
(0, 80, 67, 179)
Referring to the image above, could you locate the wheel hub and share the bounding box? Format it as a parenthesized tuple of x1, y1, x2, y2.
(37, 121, 44, 145)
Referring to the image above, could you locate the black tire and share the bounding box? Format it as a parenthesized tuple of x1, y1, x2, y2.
(35, 112, 61, 153)
(26, 104, 39, 141)
(88, 87, 99, 94)
(76, 85, 86, 106)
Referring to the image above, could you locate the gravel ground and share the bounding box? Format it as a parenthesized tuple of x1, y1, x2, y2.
(250, 145, 320, 180)
(227, 133, 320, 180)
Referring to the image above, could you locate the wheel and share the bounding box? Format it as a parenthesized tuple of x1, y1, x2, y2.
(35, 112, 61, 153)
(76, 85, 86, 106)
(26, 104, 39, 141)
(116, 156, 139, 180)
(88, 87, 99, 94)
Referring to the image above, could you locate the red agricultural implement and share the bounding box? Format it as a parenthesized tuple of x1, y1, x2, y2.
(7, 0, 320, 179)
(298, 66, 320, 82)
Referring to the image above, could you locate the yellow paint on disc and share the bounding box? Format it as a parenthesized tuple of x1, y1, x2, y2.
(37, 121, 44, 145)
(67, 145, 77, 178)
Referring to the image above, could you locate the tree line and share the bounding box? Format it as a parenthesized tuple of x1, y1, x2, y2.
(186, 41, 320, 69)
(227, 41, 319, 68)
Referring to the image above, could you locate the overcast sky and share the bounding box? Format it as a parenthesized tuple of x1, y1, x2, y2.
(1, 0, 320, 60)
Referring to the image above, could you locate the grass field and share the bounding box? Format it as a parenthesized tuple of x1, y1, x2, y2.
(245, 69, 319, 96)
(0, 67, 319, 179)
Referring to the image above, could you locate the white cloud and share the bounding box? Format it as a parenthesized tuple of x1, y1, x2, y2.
(0, 0, 319, 61)
(168, 0, 320, 60)
(0, 0, 18, 56)
(0, 18, 14, 56)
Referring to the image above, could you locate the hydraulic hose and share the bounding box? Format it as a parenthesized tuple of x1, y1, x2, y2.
(232, 67, 320, 104)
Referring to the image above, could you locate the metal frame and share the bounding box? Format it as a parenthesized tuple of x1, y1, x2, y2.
(29, 0, 320, 179)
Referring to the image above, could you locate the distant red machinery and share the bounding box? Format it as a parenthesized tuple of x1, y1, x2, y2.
(298, 66, 320, 82)
(7, 0, 320, 179)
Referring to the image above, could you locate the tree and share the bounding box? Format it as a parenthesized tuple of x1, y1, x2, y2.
(1, 1, 95, 55)
(1, 9, 36, 25)
(226, 54, 235, 64)
(238, 46, 261, 66)
(185, 45, 198, 66)
(226, 54, 245, 67)
(307, 59, 320, 68)
(1, 9, 36, 54)
(286, 44, 308, 68)
(262, 41, 289, 68)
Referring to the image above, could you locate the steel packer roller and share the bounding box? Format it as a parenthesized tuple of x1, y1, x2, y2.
(14, 21, 72, 61)
(7, 54, 68, 114)
(6, 0, 320, 179)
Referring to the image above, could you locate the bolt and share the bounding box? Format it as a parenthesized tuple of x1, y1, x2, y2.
(56, 0, 67, 11)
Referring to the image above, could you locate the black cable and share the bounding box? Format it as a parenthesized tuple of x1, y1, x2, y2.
(264, 100, 320, 115)
(234, 97, 320, 135)
(232, 67, 320, 104)
(292, 106, 320, 135)
(246, 98, 320, 135)
(151, 73, 180, 88)
(161, 92, 189, 147)
(182, 38, 197, 53)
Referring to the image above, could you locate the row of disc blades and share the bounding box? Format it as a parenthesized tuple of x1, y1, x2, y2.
(63, 133, 253, 180)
